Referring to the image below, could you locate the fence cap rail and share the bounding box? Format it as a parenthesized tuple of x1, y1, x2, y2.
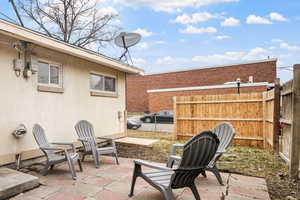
(148, 82, 274, 93)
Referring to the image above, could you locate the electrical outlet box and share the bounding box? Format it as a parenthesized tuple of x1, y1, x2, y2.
(13, 59, 24, 71)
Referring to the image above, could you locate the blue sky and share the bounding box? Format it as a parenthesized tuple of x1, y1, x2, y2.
(1, 0, 300, 82)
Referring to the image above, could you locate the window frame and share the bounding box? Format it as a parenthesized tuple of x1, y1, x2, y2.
(37, 59, 63, 88)
(89, 72, 117, 95)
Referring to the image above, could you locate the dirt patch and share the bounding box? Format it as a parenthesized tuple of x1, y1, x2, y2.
(127, 130, 300, 200)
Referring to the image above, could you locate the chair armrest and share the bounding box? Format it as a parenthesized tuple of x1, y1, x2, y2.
(134, 160, 174, 171)
(97, 137, 113, 142)
(168, 155, 182, 161)
(171, 143, 184, 155)
(97, 137, 116, 148)
(78, 138, 89, 142)
(51, 142, 76, 153)
(41, 147, 65, 152)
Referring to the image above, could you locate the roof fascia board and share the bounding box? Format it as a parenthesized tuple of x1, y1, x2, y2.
(0, 19, 143, 74)
(147, 82, 274, 93)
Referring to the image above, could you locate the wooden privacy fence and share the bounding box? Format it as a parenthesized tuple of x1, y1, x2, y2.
(279, 64, 300, 179)
(173, 87, 280, 149)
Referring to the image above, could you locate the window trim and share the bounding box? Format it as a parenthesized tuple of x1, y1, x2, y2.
(89, 72, 118, 96)
(37, 59, 63, 89)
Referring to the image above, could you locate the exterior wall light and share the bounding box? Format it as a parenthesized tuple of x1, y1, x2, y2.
(236, 78, 241, 94)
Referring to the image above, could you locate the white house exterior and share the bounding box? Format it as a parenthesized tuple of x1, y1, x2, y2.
(0, 19, 143, 165)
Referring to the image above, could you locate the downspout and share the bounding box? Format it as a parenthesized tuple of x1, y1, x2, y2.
(124, 72, 128, 137)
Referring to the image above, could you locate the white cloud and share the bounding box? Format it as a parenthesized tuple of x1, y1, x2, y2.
(280, 42, 300, 51)
(180, 25, 217, 34)
(156, 56, 188, 65)
(246, 14, 272, 24)
(137, 42, 149, 49)
(272, 39, 300, 51)
(155, 47, 271, 65)
(269, 46, 276, 50)
(179, 39, 186, 42)
(215, 35, 231, 40)
(271, 39, 283, 43)
(154, 40, 166, 45)
(171, 12, 221, 24)
(133, 28, 153, 37)
(132, 58, 146, 65)
(111, 0, 239, 13)
(220, 17, 240, 27)
(97, 6, 119, 16)
(269, 12, 288, 22)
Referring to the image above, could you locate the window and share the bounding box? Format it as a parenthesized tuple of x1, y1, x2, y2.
(90, 73, 116, 93)
(38, 61, 62, 87)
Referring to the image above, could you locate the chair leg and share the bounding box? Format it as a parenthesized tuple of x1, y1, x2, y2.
(190, 182, 201, 200)
(162, 188, 175, 200)
(209, 166, 223, 185)
(67, 159, 77, 180)
(41, 165, 50, 176)
(78, 159, 83, 172)
(92, 151, 100, 168)
(201, 170, 207, 178)
(114, 152, 119, 165)
(81, 154, 85, 162)
(166, 158, 174, 168)
(94, 156, 100, 168)
(128, 163, 141, 197)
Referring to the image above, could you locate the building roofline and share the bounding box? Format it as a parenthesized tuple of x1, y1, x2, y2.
(0, 18, 144, 74)
(145, 58, 277, 76)
(147, 82, 274, 93)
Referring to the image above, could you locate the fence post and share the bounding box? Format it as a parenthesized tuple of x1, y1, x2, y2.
(262, 92, 267, 149)
(124, 110, 128, 137)
(290, 64, 300, 179)
(273, 78, 281, 152)
(173, 96, 177, 140)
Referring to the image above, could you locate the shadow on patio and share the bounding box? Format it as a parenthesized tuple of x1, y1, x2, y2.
(10, 156, 270, 200)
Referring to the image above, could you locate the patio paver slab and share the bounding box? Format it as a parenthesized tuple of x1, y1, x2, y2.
(0, 167, 39, 200)
(8, 156, 270, 200)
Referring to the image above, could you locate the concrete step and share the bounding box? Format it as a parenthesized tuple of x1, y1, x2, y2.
(0, 168, 39, 200)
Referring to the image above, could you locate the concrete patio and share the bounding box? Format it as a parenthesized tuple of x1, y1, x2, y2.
(9, 156, 270, 200)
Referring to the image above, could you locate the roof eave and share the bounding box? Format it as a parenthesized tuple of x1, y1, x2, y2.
(0, 19, 144, 74)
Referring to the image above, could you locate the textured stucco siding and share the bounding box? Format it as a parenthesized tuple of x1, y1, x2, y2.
(0, 34, 126, 165)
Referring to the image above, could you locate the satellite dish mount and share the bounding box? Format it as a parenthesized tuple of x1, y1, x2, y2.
(115, 32, 141, 65)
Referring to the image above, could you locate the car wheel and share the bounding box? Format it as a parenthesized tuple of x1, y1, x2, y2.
(145, 117, 152, 123)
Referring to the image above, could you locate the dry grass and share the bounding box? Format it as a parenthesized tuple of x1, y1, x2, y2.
(127, 130, 299, 200)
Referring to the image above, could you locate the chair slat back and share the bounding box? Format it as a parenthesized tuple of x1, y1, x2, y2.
(212, 122, 235, 152)
(75, 120, 97, 152)
(171, 131, 219, 188)
(32, 124, 56, 160)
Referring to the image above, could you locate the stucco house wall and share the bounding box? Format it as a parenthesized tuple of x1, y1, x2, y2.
(0, 33, 128, 165)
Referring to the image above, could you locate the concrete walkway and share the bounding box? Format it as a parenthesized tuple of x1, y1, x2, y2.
(10, 156, 270, 200)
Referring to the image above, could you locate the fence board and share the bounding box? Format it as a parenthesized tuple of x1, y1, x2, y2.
(174, 91, 278, 149)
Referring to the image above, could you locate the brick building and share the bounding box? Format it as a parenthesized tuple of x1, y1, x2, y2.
(126, 59, 277, 113)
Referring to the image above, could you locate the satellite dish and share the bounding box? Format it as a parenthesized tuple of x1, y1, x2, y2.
(115, 32, 141, 65)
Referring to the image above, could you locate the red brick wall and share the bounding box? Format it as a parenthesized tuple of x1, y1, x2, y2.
(127, 60, 277, 112)
(148, 86, 267, 113)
